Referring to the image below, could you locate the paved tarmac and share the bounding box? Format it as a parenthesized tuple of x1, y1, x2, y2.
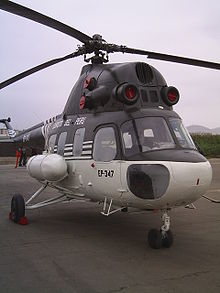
(0, 159, 220, 293)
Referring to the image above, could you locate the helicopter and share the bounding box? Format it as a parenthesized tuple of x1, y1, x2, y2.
(0, 0, 219, 249)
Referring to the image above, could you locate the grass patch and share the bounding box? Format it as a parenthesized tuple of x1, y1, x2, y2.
(191, 134, 220, 158)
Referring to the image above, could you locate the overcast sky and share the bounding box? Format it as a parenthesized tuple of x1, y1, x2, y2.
(0, 0, 219, 130)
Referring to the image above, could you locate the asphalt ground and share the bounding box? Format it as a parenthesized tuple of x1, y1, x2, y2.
(0, 159, 220, 293)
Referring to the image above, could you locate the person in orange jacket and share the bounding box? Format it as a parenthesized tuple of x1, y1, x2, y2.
(15, 147, 21, 168)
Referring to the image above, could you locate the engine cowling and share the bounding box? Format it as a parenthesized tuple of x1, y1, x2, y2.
(27, 154, 68, 182)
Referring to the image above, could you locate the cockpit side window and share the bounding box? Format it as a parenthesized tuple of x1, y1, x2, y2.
(93, 127, 117, 161)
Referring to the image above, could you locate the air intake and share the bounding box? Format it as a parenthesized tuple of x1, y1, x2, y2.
(136, 62, 153, 84)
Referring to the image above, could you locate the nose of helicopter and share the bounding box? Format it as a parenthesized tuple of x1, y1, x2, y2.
(169, 160, 212, 205)
(126, 160, 212, 207)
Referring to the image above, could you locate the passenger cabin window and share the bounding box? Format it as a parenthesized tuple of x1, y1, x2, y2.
(73, 128, 85, 157)
(93, 127, 117, 161)
(57, 132, 67, 155)
(48, 134, 57, 153)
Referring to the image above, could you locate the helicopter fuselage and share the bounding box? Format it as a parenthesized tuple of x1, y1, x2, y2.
(27, 107, 212, 211)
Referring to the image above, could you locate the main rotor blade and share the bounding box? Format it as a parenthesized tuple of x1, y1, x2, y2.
(0, 0, 92, 43)
(0, 52, 81, 90)
(120, 46, 220, 70)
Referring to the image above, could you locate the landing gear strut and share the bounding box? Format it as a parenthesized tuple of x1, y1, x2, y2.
(148, 211, 173, 249)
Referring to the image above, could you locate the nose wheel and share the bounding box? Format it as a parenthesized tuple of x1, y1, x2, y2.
(148, 211, 173, 249)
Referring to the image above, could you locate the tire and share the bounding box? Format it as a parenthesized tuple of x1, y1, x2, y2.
(11, 194, 25, 223)
(162, 230, 173, 248)
(148, 229, 162, 249)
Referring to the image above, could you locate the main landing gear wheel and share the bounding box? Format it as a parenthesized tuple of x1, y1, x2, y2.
(10, 194, 27, 224)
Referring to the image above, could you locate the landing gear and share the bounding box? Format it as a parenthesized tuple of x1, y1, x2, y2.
(148, 229, 162, 249)
(148, 211, 173, 249)
(162, 230, 173, 248)
(10, 194, 28, 224)
(9, 183, 74, 225)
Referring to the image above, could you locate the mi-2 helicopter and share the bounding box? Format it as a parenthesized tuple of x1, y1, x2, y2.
(1, 1, 219, 249)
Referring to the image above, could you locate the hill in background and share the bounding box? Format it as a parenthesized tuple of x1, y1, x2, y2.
(187, 125, 220, 135)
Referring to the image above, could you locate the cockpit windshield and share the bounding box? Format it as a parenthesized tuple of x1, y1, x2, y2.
(121, 117, 196, 157)
(121, 117, 175, 157)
